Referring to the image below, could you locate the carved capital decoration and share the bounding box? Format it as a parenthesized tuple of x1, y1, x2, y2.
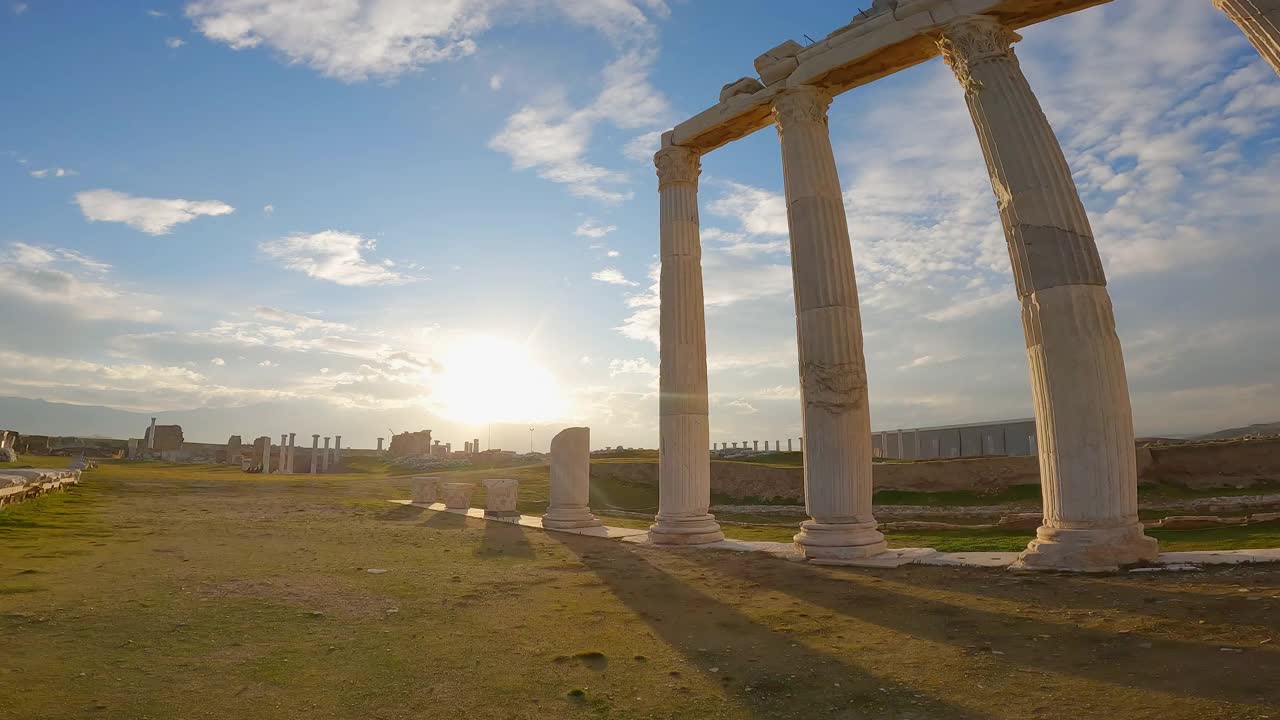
(654, 144, 700, 188)
(771, 86, 833, 132)
(937, 15, 1022, 96)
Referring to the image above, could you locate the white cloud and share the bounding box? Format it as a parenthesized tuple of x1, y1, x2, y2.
(147, 9, 166, 17)
(622, 130, 663, 161)
(489, 73, 503, 91)
(259, 230, 419, 286)
(12, 2, 27, 15)
(0, 242, 161, 321)
(166, 36, 186, 48)
(258, 359, 278, 368)
(591, 267, 638, 286)
(608, 357, 657, 377)
(186, 0, 666, 83)
(75, 189, 234, 235)
(579, 355, 592, 364)
(606, 250, 620, 257)
(30, 167, 76, 179)
(210, 357, 226, 366)
(263, 203, 274, 214)
(727, 398, 758, 414)
(574, 219, 617, 239)
(707, 183, 790, 237)
(490, 47, 671, 201)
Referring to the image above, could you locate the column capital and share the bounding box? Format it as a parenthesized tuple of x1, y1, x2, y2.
(654, 144, 700, 189)
(770, 85, 832, 132)
(937, 15, 1023, 95)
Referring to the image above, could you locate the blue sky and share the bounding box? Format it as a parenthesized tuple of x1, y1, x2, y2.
(1, 0, 1278, 450)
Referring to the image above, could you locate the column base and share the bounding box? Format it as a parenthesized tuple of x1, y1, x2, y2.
(794, 519, 887, 560)
(1011, 523, 1158, 573)
(542, 507, 602, 530)
(649, 514, 724, 545)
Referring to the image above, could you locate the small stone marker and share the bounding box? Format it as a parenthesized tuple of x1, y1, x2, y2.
(410, 476, 442, 504)
(483, 478, 520, 517)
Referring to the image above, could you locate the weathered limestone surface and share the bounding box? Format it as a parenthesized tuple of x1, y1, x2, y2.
(442, 482, 475, 510)
(1216, 0, 1280, 75)
(652, 142, 723, 546)
(544, 427, 602, 529)
(483, 478, 520, 516)
(938, 15, 1156, 571)
(226, 435, 242, 465)
(257, 436, 272, 474)
(410, 475, 441, 504)
(286, 432, 296, 474)
(321, 437, 331, 472)
(773, 86, 885, 561)
(310, 434, 320, 474)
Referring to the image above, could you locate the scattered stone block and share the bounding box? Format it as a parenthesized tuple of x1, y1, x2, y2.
(483, 478, 520, 517)
(543, 427, 601, 529)
(442, 482, 475, 510)
(410, 476, 442, 504)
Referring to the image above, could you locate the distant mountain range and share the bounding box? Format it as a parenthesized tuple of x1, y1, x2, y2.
(1, 395, 1274, 450)
(1196, 422, 1280, 441)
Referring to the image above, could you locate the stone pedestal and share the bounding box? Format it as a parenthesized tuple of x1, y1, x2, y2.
(483, 478, 520, 517)
(543, 427, 602, 529)
(772, 86, 885, 561)
(938, 15, 1156, 571)
(410, 476, 441, 504)
(1216, 0, 1280, 75)
(442, 482, 475, 510)
(651, 137, 723, 546)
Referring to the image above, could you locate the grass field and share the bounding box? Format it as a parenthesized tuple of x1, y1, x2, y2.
(1, 464, 1278, 719)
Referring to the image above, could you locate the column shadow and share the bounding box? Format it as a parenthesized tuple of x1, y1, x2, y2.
(375, 504, 426, 522)
(549, 533, 992, 719)
(476, 519, 536, 559)
(680, 550, 1277, 708)
(422, 511, 467, 530)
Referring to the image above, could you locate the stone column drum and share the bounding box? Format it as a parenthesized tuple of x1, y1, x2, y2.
(410, 476, 441, 504)
(772, 86, 885, 561)
(1216, 0, 1280, 76)
(651, 136, 723, 545)
(938, 15, 1157, 571)
(483, 479, 520, 518)
(310, 434, 320, 474)
(543, 427, 602, 529)
(442, 482, 475, 510)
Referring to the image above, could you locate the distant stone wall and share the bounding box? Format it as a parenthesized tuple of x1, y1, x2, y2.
(591, 437, 1280, 501)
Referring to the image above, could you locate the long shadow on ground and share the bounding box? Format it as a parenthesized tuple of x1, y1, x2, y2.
(550, 532, 992, 720)
(679, 548, 1278, 710)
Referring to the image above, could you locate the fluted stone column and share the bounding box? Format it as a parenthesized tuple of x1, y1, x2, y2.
(651, 134, 723, 545)
(334, 435, 342, 464)
(544, 427, 601, 528)
(321, 437, 331, 472)
(772, 86, 886, 561)
(287, 432, 296, 473)
(938, 15, 1157, 571)
(1216, 0, 1280, 75)
(261, 438, 272, 474)
(278, 434, 287, 474)
(310, 434, 319, 474)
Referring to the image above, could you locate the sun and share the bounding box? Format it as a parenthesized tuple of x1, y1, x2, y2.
(430, 336, 567, 426)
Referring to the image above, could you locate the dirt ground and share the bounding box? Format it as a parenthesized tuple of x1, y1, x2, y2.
(2, 469, 1278, 719)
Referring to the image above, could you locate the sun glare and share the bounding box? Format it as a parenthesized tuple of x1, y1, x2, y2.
(431, 336, 566, 425)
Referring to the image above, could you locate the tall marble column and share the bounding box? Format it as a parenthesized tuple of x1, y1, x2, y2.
(772, 86, 885, 561)
(1216, 0, 1280, 75)
(287, 432, 296, 473)
(279, 434, 288, 474)
(147, 417, 157, 450)
(334, 435, 342, 464)
(651, 133, 723, 545)
(321, 437, 331, 472)
(938, 15, 1157, 571)
(261, 438, 272, 474)
(310, 434, 320, 474)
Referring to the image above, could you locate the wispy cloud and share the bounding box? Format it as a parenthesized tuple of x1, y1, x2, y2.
(165, 36, 186, 49)
(0, 242, 161, 321)
(574, 219, 617, 239)
(591, 267, 638, 286)
(259, 231, 419, 287)
(30, 167, 77, 179)
(75, 189, 234, 235)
